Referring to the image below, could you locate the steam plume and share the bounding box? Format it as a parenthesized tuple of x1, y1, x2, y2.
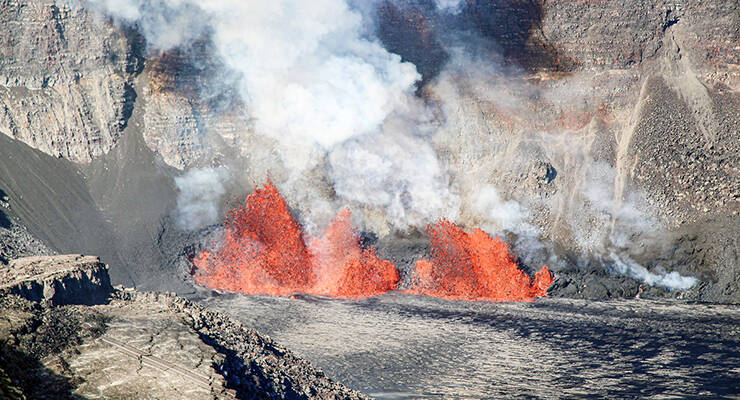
(174, 167, 230, 231)
(609, 253, 697, 290)
(80, 0, 697, 290)
(329, 119, 460, 231)
(85, 0, 419, 148)
(83, 0, 458, 231)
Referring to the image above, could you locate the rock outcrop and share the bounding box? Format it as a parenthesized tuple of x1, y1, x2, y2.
(0, 255, 113, 305)
(0, 254, 368, 399)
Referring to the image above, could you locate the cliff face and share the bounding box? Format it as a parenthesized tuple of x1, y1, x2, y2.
(431, 1, 739, 301)
(141, 45, 247, 170)
(536, 1, 739, 224)
(0, 255, 113, 306)
(0, 0, 143, 163)
(372, 0, 740, 301)
(411, 0, 739, 222)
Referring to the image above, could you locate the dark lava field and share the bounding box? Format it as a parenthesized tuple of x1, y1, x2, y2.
(198, 291, 740, 399)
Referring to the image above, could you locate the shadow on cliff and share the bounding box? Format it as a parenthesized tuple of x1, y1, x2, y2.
(460, 0, 568, 71)
(198, 332, 309, 400)
(376, 0, 571, 85)
(377, 0, 449, 89)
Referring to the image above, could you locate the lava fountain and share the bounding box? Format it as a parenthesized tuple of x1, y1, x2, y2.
(193, 179, 315, 296)
(192, 180, 400, 298)
(193, 181, 552, 302)
(309, 208, 400, 297)
(411, 219, 553, 302)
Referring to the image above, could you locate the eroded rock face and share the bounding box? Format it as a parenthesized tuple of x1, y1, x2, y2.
(141, 45, 246, 170)
(0, 255, 113, 305)
(541, 1, 740, 82)
(380, 0, 739, 302)
(0, 0, 143, 163)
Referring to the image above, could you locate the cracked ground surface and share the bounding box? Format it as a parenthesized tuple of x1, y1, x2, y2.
(199, 292, 740, 399)
(1, 289, 366, 400)
(56, 297, 233, 399)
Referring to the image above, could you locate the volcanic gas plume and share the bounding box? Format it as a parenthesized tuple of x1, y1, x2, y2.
(411, 219, 553, 302)
(192, 180, 400, 298)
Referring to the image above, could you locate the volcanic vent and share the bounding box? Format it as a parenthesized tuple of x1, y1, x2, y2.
(193, 180, 552, 302)
(193, 180, 400, 298)
(411, 219, 553, 302)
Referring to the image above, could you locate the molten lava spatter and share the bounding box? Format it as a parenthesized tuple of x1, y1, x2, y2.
(193, 179, 314, 296)
(411, 219, 553, 301)
(192, 181, 399, 298)
(309, 208, 400, 297)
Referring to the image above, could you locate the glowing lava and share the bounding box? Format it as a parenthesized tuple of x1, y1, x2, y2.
(411, 219, 553, 302)
(309, 208, 400, 297)
(192, 180, 399, 298)
(193, 179, 314, 296)
(194, 181, 551, 302)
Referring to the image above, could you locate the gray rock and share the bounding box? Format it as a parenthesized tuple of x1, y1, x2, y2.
(0, 255, 113, 305)
(0, 253, 367, 399)
(0, 0, 143, 163)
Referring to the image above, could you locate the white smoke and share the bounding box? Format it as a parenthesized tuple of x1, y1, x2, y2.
(609, 253, 697, 290)
(472, 185, 557, 268)
(471, 165, 698, 289)
(473, 185, 528, 232)
(174, 167, 230, 231)
(581, 163, 698, 289)
(329, 117, 461, 231)
(84, 0, 420, 148)
(83, 0, 208, 49)
(82, 0, 459, 231)
(203, 0, 420, 148)
(434, 0, 465, 14)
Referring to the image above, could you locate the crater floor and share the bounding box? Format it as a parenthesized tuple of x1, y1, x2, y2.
(197, 292, 740, 399)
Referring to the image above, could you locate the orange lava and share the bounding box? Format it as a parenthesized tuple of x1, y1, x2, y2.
(309, 208, 400, 297)
(192, 179, 314, 296)
(411, 219, 553, 302)
(192, 180, 399, 298)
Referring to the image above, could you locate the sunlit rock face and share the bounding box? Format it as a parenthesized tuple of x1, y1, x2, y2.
(0, 0, 143, 163)
(383, 1, 739, 300)
(0, 255, 113, 306)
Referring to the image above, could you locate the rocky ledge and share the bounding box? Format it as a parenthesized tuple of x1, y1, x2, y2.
(0, 255, 367, 399)
(0, 254, 113, 306)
